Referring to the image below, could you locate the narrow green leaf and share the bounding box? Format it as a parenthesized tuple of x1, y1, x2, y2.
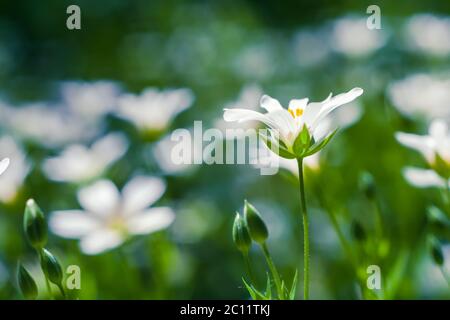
(289, 270, 298, 300)
(304, 129, 338, 157)
(260, 133, 296, 159)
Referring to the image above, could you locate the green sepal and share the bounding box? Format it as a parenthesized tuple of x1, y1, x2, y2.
(260, 133, 296, 159)
(40, 248, 64, 286)
(23, 199, 47, 249)
(303, 129, 338, 157)
(232, 213, 252, 253)
(293, 125, 312, 157)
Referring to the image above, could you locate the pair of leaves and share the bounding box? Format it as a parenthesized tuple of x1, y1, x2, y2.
(242, 270, 298, 300)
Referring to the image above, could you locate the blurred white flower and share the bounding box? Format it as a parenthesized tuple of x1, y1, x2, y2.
(43, 133, 128, 183)
(388, 74, 450, 120)
(0, 137, 30, 202)
(253, 102, 362, 175)
(396, 119, 450, 167)
(0, 102, 95, 148)
(116, 88, 194, 133)
(50, 177, 175, 255)
(60, 80, 121, 121)
(402, 167, 448, 188)
(0, 158, 9, 176)
(405, 14, 450, 57)
(292, 29, 330, 67)
(331, 17, 386, 57)
(153, 130, 202, 175)
(223, 88, 363, 152)
(214, 84, 263, 135)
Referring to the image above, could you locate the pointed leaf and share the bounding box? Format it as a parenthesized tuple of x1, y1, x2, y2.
(260, 133, 296, 159)
(289, 270, 298, 300)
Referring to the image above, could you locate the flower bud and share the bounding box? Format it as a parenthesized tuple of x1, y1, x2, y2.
(429, 237, 444, 266)
(23, 199, 47, 249)
(232, 213, 252, 253)
(17, 263, 38, 300)
(40, 248, 63, 286)
(244, 200, 268, 244)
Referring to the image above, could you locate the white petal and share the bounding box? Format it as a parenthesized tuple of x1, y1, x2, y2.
(122, 176, 166, 214)
(92, 132, 128, 164)
(403, 167, 446, 188)
(311, 88, 363, 129)
(126, 207, 175, 235)
(0, 158, 9, 176)
(429, 119, 448, 143)
(395, 132, 434, 161)
(260, 95, 283, 112)
(288, 98, 309, 110)
(77, 180, 120, 217)
(80, 229, 124, 255)
(49, 210, 100, 239)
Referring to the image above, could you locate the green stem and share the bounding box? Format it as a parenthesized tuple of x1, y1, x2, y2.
(297, 158, 310, 300)
(57, 284, 66, 299)
(243, 252, 256, 286)
(261, 242, 283, 299)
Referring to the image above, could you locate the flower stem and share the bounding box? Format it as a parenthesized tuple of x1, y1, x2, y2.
(297, 158, 310, 300)
(243, 252, 256, 286)
(261, 242, 283, 299)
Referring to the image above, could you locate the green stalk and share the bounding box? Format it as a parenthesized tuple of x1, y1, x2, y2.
(297, 158, 310, 300)
(243, 252, 256, 286)
(260, 243, 283, 299)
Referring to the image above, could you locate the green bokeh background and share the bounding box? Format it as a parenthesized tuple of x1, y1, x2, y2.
(0, 0, 449, 299)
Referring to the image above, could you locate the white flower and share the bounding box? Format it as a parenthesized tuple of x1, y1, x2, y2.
(292, 29, 330, 67)
(214, 84, 263, 135)
(60, 80, 121, 121)
(0, 137, 30, 202)
(153, 131, 202, 176)
(402, 167, 448, 188)
(0, 102, 95, 148)
(405, 14, 450, 57)
(49, 177, 175, 255)
(116, 88, 194, 133)
(388, 74, 450, 120)
(0, 158, 9, 176)
(396, 119, 450, 167)
(223, 87, 363, 155)
(43, 133, 128, 183)
(253, 102, 362, 174)
(331, 17, 386, 57)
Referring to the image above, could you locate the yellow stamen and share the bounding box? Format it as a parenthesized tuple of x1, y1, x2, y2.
(296, 108, 303, 117)
(288, 109, 295, 118)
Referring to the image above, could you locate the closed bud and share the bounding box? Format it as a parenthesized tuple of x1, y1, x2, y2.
(40, 249, 63, 286)
(244, 200, 268, 244)
(17, 263, 38, 300)
(359, 172, 376, 200)
(429, 237, 444, 266)
(232, 213, 252, 253)
(23, 199, 47, 249)
(351, 220, 366, 242)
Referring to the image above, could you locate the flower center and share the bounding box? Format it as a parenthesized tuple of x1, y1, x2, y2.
(288, 108, 304, 119)
(107, 215, 128, 235)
